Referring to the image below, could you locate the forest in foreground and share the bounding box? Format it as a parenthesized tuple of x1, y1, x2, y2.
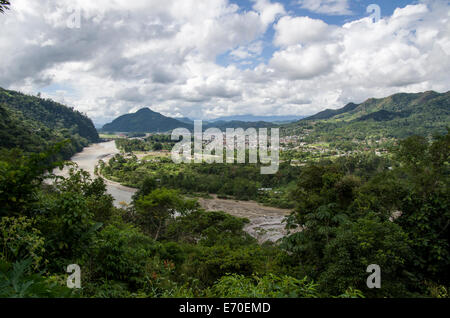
(0, 131, 448, 298)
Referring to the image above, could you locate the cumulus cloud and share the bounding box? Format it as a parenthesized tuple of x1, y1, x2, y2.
(274, 16, 334, 46)
(268, 0, 450, 106)
(252, 0, 286, 26)
(232, 41, 263, 58)
(270, 44, 339, 79)
(297, 0, 351, 16)
(0, 0, 449, 124)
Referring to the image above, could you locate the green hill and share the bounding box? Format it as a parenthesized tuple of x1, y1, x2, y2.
(284, 90, 450, 140)
(305, 102, 359, 120)
(0, 87, 99, 158)
(102, 108, 275, 133)
(102, 108, 192, 133)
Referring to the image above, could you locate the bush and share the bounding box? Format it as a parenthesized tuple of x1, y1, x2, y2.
(209, 273, 319, 298)
(0, 216, 46, 269)
(319, 214, 413, 297)
(90, 223, 158, 286)
(0, 259, 73, 298)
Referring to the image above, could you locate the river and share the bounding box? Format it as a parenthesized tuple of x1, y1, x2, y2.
(54, 141, 137, 207)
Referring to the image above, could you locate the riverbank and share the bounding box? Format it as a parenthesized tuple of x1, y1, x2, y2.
(197, 195, 293, 243)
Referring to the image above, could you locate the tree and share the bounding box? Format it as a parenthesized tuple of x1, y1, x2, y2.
(54, 168, 115, 223)
(395, 132, 450, 286)
(0, 217, 46, 270)
(153, 142, 163, 151)
(319, 214, 413, 297)
(282, 131, 450, 297)
(209, 273, 319, 298)
(90, 223, 157, 284)
(135, 188, 198, 240)
(0, 144, 65, 217)
(165, 210, 252, 246)
(132, 176, 158, 201)
(0, 259, 73, 298)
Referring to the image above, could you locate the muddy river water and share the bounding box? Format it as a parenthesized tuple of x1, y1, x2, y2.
(53, 141, 137, 206)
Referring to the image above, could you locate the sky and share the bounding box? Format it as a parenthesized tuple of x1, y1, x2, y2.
(0, 0, 449, 126)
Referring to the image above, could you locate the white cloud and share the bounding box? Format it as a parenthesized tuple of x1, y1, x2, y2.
(252, 0, 286, 26)
(297, 0, 351, 16)
(230, 41, 264, 60)
(270, 44, 339, 79)
(0, 0, 449, 124)
(274, 16, 334, 46)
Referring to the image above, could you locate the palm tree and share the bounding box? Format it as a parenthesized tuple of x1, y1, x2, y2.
(0, 1, 11, 14)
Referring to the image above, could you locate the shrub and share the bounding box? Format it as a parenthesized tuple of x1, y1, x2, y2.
(209, 273, 319, 298)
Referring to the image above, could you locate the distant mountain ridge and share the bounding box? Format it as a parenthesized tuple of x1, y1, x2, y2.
(175, 117, 194, 125)
(285, 90, 450, 139)
(305, 103, 359, 121)
(209, 114, 304, 123)
(309, 91, 449, 123)
(102, 90, 449, 138)
(102, 108, 192, 132)
(102, 108, 276, 132)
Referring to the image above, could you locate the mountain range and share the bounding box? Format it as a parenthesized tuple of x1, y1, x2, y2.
(102, 90, 449, 139)
(101, 108, 276, 132)
(0, 86, 448, 155)
(285, 90, 450, 140)
(207, 114, 304, 123)
(172, 115, 303, 125)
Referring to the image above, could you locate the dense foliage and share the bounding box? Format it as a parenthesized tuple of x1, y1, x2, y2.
(0, 131, 449, 297)
(283, 91, 450, 141)
(101, 149, 300, 208)
(281, 131, 449, 297)
(0, 145, 298, 297)
(115, 135, 178, 152)
(0, 87, 99, 159)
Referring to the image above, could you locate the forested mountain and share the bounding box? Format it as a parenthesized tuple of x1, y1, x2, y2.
(102, 107, 275, 133)
(0, 87, 99, 158)
(305, 102, 359, 121)
(102, 108, 192, 133)
(175, 117, 194, 124)
(285, 91, 450, 140)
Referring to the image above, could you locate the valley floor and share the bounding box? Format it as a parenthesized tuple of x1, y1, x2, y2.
(59, 141, 292, 243)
